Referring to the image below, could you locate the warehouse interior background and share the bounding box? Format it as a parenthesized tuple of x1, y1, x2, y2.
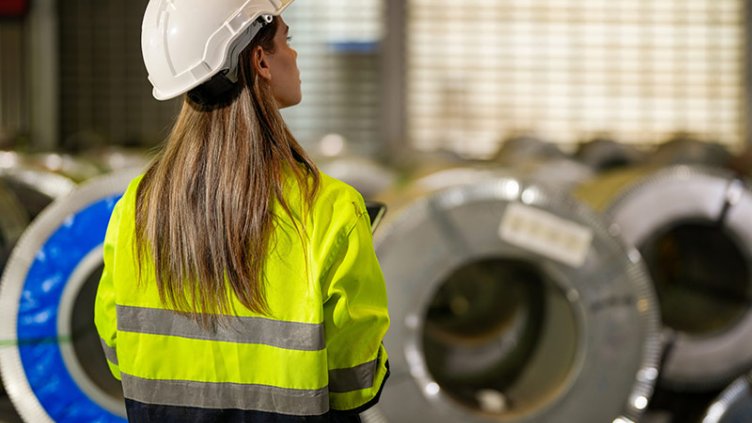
(2, 1, 752, 422)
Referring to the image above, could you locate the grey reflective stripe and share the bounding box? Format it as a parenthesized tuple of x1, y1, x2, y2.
(121, 373, 329, 416)
(99, 338, 118, 365)
(329, 359, 378, 393)
(116, 305, 324, 351)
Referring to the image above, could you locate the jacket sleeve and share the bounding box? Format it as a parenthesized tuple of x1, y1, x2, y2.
(321, 198, 390, 413)
(94, 198, 123, 380)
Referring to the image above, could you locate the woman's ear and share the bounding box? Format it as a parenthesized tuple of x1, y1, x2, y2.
(252, 46, 272, 81)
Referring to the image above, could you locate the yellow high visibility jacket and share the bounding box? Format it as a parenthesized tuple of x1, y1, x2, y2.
(94, 171, 389, 421)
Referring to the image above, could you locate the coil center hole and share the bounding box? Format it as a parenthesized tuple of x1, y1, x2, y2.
(640, 220, 751, 336)
(422, 257, 579, 416)
(71, 264, 125, 402)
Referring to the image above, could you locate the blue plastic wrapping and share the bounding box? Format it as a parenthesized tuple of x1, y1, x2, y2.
(17, 195, 126, 423)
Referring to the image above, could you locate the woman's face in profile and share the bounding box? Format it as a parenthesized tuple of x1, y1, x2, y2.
(266, 17, 302, 108)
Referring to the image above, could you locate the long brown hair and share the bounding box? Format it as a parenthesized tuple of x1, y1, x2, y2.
(135, 18, 319, 323)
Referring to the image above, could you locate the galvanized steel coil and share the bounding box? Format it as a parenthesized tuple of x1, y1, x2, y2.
(405, 159, 594, 202)
(499, 158, 595, 192)
(701, 374, 752, 423)
(492, 136, 567, 166)
(0, 179, 28, 401)
(649, 138, 732, 168)
(0, 152, 76, 220)
(0, 169, 140, 423)
(370, 171, 660, 423)
(81, 147, 152, 174)
(575, 165, 752, 391)
(26, 153, 102, 183)
(0, 180, 28, 272)
(575, 139, 646, 173)
(317, 155, 397, 199)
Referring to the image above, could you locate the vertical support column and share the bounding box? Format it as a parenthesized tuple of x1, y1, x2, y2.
(745, 0, 751, 147)
(27, 0, 58, 150)
(381, 0, 406, 161)
(0, 21, 26, 146)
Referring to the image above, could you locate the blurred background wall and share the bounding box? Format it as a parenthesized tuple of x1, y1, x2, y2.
(1, 0, 749, 158)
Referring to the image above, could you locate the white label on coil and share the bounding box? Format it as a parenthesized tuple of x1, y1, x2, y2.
(499, 203, 593, 268)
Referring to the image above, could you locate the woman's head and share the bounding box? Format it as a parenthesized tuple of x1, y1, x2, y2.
(189, 16, 300, 110)
(142, 0, 298, 101)
(249, 16, 301, 109)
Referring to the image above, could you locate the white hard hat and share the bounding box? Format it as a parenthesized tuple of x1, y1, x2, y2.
(142, 0, 294, 101)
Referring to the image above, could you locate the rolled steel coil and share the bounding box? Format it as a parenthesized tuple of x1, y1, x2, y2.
(728, 147, 752, 180)
(498, 158, 595, 192)
(575, 139, 646, 172)
(0, 180, 28, 272)
(317, 155, 397, 199)
(0, 169, 140, 423)
(404, 160, 593, 203)
(0, 168, 76, 220)
(492, 136, 567, 166)
(81, 147, 151, 174)
(649, 138, 732, 168)
(370, 171, 660, 423)
(574, 165, 752, 391)
(0, 178, 28, 403)
(701, 374, 752, 423)
(392, 166, 507, 199)
(26, 153, 102, 183)
(0, 152, 77, 220)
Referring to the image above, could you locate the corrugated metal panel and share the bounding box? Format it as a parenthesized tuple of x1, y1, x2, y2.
(406, 0, 747, 158)
(281, 0, 385, 155)
(58, 0, 178, 149)
(58, 1, 386, 154)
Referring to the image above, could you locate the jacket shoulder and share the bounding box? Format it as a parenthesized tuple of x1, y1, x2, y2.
(316, 171, 364, 208)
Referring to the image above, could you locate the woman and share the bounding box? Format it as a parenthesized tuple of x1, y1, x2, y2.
(94, 1, 390, 421)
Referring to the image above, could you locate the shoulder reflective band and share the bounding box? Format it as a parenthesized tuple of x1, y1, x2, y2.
(0, 169, 141, 423)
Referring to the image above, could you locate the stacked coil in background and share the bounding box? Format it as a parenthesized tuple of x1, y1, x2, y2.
(366, 167, 660, 423)
(0, 140, 750, 422)
(0, 149, 148, 423)
(574, 165, 752, 422)
(0, 169, 141, 423)
(701, 373, 752, 423)
(0, 182, 28, 274)
(0, 152, 77, 220)
(575, 138, 646, 173)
